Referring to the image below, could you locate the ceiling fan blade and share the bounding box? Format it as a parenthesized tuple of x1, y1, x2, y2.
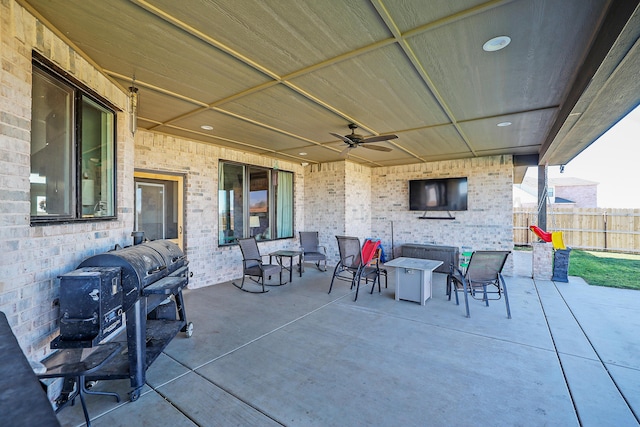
(360, 134, 398, 143)
(340, 145, 353, 157)
(330, 132, 353, 144)
(361, 144, 392, 152)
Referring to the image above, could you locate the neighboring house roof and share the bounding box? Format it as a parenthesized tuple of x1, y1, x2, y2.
(554, 197, 575, 204)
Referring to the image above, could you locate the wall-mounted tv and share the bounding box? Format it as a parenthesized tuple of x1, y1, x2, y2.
(409, 177, 468, 211)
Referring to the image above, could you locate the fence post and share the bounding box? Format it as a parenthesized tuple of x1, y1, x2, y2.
(603, 210, 608, 250)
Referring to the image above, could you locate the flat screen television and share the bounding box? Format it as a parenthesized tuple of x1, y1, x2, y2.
(409, 177, 468, 211)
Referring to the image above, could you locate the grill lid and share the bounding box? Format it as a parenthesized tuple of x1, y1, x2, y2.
(78, 244, 166, 310)
(144, 240, 188, 274)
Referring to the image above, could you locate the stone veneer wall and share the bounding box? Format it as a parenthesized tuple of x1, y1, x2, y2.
(134, 131, 305, 289)
(0, 1, 133, 358)
(371, 156, 515, 274)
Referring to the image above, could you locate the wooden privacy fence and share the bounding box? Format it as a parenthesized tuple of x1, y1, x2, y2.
(514, 207, 640, 253)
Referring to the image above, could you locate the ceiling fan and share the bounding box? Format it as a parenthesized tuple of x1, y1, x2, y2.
(330, 124, 397, 156)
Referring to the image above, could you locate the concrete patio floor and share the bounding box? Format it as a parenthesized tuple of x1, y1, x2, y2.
(55, 253, 640, 427)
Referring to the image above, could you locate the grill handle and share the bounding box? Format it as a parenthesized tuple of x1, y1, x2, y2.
(61, 312, 98, 325)
(147, 265, 167, 275)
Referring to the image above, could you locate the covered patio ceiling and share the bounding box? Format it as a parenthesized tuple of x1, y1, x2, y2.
(19, 0, 640, 181)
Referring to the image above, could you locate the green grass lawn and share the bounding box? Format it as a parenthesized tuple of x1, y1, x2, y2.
(569, 250, 640, 290)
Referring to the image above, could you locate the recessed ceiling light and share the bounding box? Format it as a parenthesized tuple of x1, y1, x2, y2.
(497, 121, 512, 127)
(483, 36, 511, 52)
(200, 125, 213, 131)
(299, 152, 307, 156)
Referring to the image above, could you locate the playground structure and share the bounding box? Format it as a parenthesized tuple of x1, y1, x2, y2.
(529, 225, 566, 250)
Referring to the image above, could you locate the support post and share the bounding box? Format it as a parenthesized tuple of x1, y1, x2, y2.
(537, 165, 547, 231)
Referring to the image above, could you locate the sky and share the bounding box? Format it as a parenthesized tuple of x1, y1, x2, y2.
(524, 104, 640, 209)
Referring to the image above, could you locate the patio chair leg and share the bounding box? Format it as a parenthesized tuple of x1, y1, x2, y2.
(500, 274, 511, 319)
(453, 283, 459, 305)
(232, 275, 268, 293)
(369, 273, 380, 294)
(353, 268, 364, 301)
(462, 280, 471, 318)
(328, 263, 341, 294)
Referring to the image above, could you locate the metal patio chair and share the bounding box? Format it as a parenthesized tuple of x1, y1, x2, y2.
(328, 236, 381, 301)
(299, 231, 327, 271)
(232, 237, 283, 293)
(449, 250, 511, 318)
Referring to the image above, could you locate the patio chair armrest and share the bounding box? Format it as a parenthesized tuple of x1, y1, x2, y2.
(451, 266, 464, 278)
(318, 245, 327, 255)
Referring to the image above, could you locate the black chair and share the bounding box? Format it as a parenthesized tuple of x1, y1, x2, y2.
(449, 250, 511, 318)
(299, 231, 327, 271)
(232, 237, 283, 293)
(366, 246, 387, 288)
(328, 236, 380, 301)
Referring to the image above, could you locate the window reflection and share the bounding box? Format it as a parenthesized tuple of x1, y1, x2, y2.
(249, 168, 269, 240)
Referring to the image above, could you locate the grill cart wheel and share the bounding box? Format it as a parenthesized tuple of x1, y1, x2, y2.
(185, 322, 194, 338)
(130, 388, 141, 402)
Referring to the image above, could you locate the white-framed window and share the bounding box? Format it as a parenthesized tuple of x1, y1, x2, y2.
(30, 55, 116, 223)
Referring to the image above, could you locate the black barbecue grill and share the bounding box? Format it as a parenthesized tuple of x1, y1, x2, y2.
(51, 238, 193, 401)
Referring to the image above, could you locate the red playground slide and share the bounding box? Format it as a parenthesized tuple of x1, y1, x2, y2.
(529, 225, 566, 250)
(529, 225, 552, 242)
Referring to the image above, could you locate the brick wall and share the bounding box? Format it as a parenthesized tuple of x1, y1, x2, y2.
(303, 156, 514, 270)
(134, 131, 305, 289)
(304, 162, 346, 259)
(1, 0, 516, 359)
(344, 162, 372, 241)
(0, 1, 133, 358)
(533, 242, 553, 280)
(555, 184, 597, 208)
(371, 156, 515, 273)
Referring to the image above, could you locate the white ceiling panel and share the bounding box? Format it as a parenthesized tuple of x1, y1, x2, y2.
(219, 85, 350, 142)
(143, 0, 392, 75)
(290, 44, 449, 133)
(394, 125, 471, 159)
(28, 0, 270, 102)
(169, 109, 312, 152)
(384, 0, 491, 33)
(22, 0, 640, 172)
(111, 78, 202, 125)
(459, 109, 558, 153)
(406, 0, 611, 121)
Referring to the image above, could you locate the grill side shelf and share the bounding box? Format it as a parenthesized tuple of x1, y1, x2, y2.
(142, 276, 187, 296)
